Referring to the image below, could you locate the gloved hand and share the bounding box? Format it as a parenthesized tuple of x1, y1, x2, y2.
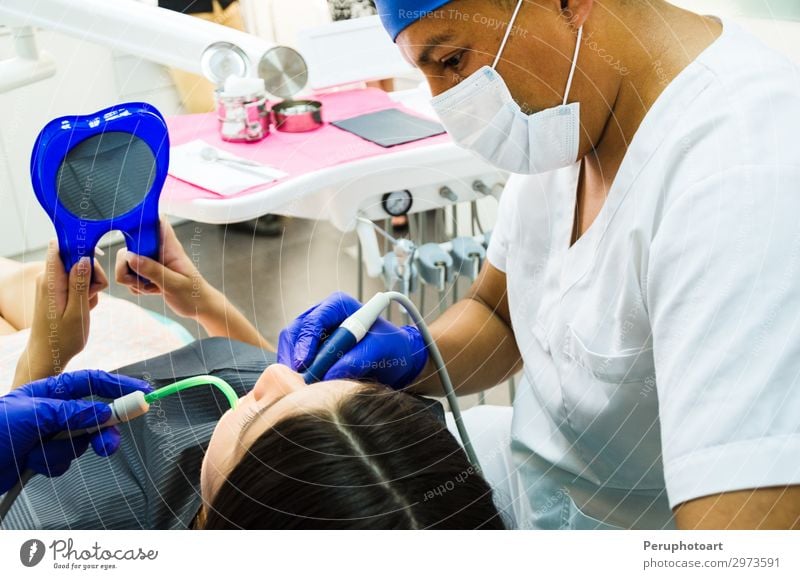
(278, 291, 428, 389)
(0, 370, 152, 494)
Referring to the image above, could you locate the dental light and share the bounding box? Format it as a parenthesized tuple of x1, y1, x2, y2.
(0, 0, 308, 98)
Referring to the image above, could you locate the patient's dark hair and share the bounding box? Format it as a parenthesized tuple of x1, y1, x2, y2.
(204, 384, 505, 529)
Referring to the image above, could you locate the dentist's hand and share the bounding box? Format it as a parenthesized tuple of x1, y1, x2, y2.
(278, 292, 428, 389)
(0, 370, 152, 494)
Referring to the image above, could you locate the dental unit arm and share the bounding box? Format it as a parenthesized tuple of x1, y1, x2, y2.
(302, 291, 482, 472)
(0, 376, 238, 526)
(0, 0, 307, 95)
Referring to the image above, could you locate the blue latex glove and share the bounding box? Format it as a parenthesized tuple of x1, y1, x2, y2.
(278, 291, 428, 389)
(0, 370, 152, 494)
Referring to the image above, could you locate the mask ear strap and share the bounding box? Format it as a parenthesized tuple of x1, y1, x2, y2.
(492, 0, 526, 69)
(563, 25, 583, 105)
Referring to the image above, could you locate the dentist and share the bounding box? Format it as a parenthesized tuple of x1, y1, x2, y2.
(280, 0, 800, 529)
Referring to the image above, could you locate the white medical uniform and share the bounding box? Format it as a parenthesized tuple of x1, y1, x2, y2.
(478, 19, 800, 529)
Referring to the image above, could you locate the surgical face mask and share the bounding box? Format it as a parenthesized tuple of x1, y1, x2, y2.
(431, 0, 583, 175)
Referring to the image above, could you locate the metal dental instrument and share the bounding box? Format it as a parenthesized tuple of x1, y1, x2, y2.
(200, 147, 277, 179)
(383, 238, 418, 298)
(200, 146, 264, 167)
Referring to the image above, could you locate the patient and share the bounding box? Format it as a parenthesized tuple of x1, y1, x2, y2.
(1, 221, 504, 529)
(0, 238, 191, 394)
(0, 257, 39, 335)
(200, 365, 502, 529)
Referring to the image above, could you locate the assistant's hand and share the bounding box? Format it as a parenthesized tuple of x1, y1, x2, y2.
(15, 241, 109, 386)
(115, 220, 213, 319)
(0, 370, 152, 494)
(278, 292, 428, 389)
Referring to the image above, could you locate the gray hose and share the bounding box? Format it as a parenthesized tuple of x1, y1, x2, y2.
(384, 291, 482, 473)
(0, 469, 33, 527)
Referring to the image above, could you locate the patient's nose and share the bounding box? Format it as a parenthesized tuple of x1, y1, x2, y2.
(251, 363, 305, 401)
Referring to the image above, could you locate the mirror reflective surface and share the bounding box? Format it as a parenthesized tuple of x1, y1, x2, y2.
(55, 131, 157, 222)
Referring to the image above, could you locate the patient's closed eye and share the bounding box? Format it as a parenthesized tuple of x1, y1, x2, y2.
(239, 408, 261, 428)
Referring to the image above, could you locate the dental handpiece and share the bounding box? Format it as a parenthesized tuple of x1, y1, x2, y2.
(300, 292, 482, 472)
(303, 293, 392, 384)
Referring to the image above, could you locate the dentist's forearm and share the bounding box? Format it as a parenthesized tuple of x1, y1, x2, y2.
(410, 296, 522, 397)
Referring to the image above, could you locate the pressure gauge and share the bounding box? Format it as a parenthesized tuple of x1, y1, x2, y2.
(382, 190, 413, 217)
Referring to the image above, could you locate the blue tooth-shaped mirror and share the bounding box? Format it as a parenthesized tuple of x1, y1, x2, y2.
(30, 102, 169, 273)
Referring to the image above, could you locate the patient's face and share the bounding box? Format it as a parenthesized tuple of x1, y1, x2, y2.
(200, 364, 358, 505)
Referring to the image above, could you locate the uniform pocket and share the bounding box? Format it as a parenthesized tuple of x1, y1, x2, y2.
(566, 495, 625, 530)
(564, 325, 655, 385)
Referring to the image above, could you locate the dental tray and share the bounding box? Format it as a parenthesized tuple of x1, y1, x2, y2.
(331, 108, 445, 148)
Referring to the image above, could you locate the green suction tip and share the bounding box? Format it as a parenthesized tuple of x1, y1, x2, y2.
(144, 375, 238, 410)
